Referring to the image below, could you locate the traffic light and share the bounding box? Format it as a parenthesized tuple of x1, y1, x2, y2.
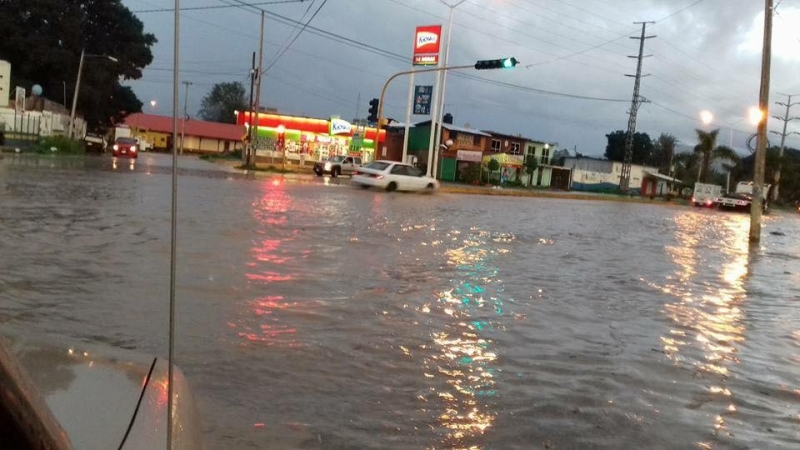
(367, 98, 379, 123)
(474, 57, 519, 70)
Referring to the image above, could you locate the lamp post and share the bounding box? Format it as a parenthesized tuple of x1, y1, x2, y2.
(432, 0, 467, 179)
(68, 49, 118, 139)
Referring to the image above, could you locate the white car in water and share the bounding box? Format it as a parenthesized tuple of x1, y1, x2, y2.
(351, 160, 440, 192)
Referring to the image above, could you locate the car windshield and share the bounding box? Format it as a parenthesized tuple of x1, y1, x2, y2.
(116, 137, 137, 145)
(365, 161, 391, 171)
(328, 156, 346, 162)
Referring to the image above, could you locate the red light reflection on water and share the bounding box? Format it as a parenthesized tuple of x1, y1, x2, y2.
(236, 295, 299, 346)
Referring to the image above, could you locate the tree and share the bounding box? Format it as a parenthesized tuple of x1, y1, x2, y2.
(652, 133, 678, 173)
(199, 82, 247, 124)
(487, 158, 500, 184)
(523, 154, 538, 188)
(604, 130, 654, 164)
(0, 0, 156, 132)
(693, 129, 739, 183)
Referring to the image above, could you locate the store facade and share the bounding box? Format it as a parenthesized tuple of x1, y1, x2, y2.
(236, 111, 385, 163)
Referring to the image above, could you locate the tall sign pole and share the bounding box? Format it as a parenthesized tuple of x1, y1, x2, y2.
(749, 0, 773, 244)
(620, 22, 654, 192)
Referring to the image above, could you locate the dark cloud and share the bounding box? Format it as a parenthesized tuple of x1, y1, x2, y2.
(123, 0, 800, 155)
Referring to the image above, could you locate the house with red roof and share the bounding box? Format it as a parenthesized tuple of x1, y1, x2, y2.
(121, 113, 246, 154)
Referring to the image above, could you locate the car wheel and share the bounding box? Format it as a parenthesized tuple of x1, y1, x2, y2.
(426, 183, 435, 190)
(332, 167, 340, 178)
(360, 184, 370, 189)
(386, 182, 397, 192)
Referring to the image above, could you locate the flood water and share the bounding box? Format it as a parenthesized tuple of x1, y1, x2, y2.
(1, 153, 799, 449)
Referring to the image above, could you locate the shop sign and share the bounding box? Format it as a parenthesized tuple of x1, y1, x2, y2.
(457, 150, 482, 162)
(329, 118, 352, 135)
(413, 85, 433, 115)
(413, 25, 442, 66)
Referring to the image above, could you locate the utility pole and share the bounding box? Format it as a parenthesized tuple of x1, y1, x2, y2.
(355, 92, 361, 122)
(180, 81, 192, 155)
(246, 52, 256, 166)
(749, 0, 773, 244)
(253, 10, 265, 166)
(770, 93, 800, 201)
(619, 21, 655, 192)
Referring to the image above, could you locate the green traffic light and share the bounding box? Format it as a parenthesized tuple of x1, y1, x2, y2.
(502, 57, 518, 68)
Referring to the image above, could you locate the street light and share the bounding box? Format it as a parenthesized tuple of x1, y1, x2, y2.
(432, 0, 467, 179)
(68, 49, 118, 138)
(700, 110, 714, 126)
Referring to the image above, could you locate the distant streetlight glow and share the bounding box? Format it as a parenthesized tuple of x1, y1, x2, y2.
(700, 110, 714, 125)
(748, 106, 764, 125)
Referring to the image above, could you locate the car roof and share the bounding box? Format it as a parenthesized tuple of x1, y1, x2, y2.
(372, 160, 410, 166)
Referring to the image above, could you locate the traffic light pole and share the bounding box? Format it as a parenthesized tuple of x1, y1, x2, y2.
(376, 64, 474, 173)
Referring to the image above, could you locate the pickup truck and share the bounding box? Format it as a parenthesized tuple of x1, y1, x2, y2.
(84, 133, 107, 153)
(313, 155, 362, 177)
(717, 181, 771, 213)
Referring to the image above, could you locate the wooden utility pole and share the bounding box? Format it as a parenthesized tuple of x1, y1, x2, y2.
(246, 51, 256, 166)
(749, 0, 773, 244)
(253, 10, 265, 167)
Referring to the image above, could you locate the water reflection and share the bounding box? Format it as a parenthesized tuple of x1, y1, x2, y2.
(236, 180, 299, 347)
(422, 229, 512, 449)
(659, 212, 750, 440)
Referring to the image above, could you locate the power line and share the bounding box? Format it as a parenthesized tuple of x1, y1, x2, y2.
(133, 0, 306, 13)
(655, 0, 706, 23)
(262, 0, 329, 73)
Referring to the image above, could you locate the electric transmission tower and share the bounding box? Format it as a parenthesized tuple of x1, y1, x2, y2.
(770, 93, 800, 200)
(619, 22, 655, 192)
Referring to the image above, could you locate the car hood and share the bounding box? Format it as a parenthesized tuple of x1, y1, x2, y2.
(3, 329, 202, 450)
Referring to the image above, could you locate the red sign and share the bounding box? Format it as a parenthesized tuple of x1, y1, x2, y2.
(413, 25, 442, 66)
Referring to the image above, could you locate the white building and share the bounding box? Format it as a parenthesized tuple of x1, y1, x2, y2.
(563, 157, 662, 194)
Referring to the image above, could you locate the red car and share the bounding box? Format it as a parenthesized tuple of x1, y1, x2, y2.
(112, 137, 139, 158)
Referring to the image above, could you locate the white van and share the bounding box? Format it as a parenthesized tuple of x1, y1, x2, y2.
(692, 182, 723, 207)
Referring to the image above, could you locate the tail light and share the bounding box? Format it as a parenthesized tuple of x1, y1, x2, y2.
(353, 171, 360, 175)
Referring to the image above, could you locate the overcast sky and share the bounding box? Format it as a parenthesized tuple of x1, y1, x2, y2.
(121, 0, 800, 156)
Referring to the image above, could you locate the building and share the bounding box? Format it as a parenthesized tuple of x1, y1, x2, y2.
(123, 113, 246, 154)
(563, 156, 661, 194)
(404, 120, 491, 181)
(236, 111, 385, 163)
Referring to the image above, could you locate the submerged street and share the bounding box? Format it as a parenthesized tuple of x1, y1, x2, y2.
(1, 153, 799, 449)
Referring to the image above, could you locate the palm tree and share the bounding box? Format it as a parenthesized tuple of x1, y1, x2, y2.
(694, 129, 739, 183)
(653, 133, 678, 173)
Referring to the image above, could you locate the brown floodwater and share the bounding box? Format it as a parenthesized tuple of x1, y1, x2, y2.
(1, 153, 799, 449)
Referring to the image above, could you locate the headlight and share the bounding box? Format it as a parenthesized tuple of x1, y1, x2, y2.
(324, 162, 332, 170)
(130, 145, 137, 152)
(113, 144, 119, 150)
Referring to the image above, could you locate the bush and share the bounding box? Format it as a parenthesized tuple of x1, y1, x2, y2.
(36, 136, 84, 155)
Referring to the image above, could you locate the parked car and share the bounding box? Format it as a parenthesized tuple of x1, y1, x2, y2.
(83, 133, 107, 153)
(112, 137, 139, 159)
(351, 160, 440, 192)
(314, 155, 361, 177)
